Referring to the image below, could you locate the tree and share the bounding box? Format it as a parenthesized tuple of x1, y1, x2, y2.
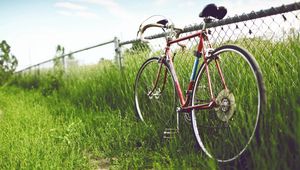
(131, 41, 151, 52)
(53, 45, 65, 70)
(0, 40, 18, 84)
(42, 44, 76, 95)
(123, 41, 152, 61)
(53, 44, 74, 70)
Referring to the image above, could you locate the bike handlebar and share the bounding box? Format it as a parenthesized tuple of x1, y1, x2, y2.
(137, 23, 184, 46)
(137, 23, 166, 43)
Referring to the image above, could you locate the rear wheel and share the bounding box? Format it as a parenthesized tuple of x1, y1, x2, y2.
(191, 45, 266, 162)
(134, 57, 177, 138)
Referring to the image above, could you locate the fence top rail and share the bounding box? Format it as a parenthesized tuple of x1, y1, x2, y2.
(120, 2, 300, 46)
(15, 39, 115, 73)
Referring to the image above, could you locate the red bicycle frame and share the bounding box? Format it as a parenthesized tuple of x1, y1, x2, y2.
(159, 30, 228, 113)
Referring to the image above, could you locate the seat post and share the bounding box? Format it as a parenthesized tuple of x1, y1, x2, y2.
(203, 17, 213, 24)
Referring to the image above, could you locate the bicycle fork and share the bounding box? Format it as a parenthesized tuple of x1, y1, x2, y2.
(146, 58, 179, 139)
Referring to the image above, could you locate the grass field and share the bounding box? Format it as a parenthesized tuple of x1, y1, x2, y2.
(1, 35, 300, 169)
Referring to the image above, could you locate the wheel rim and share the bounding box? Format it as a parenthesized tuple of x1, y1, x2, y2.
(134, 58, 177, 135)
(192, 48, 262, 162)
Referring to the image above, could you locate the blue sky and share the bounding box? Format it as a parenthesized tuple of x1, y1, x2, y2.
(0, 0, 296, 70)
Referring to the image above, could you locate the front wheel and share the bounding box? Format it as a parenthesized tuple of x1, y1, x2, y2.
(134, 57, 177, 138)
(191, 45, 266, 162)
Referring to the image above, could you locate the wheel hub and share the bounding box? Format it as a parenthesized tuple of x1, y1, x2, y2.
(215, 89, 236, 122)
(148, 88, 161, 99)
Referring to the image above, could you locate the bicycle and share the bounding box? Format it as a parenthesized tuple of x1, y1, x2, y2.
(134, 3, 266, 162)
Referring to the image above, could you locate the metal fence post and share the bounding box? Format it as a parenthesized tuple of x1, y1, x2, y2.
(62, 56, 66, 72)
(37, 65, 40, 76)
(114, 37, 122, 69)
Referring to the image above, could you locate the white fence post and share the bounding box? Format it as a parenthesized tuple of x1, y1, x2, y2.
(114, 37, 122, 69)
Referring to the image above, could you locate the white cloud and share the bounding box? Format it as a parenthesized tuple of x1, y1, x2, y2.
(177, 0, 196, 9)
(55, 1, 98, 19)
(54, 2, 87, 11)
(154, 0, 170, 6)
(57, 10, 73, 16)
(57, 10, 98, 19)
(83, 0, 133, 20)
(76, 11, 98, 19)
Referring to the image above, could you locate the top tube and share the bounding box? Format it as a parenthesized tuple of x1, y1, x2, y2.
(167, 31, 202, 46)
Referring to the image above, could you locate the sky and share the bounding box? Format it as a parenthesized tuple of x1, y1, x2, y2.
(0, 0, 297, 70)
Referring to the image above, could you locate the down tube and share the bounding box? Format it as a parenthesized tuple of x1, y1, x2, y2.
(168, 58, 185, 106)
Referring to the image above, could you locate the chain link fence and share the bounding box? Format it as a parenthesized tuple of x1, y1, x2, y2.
(120, 2, 299, 104)
(16, 3, 299, 80)
(123, 4, 298, 60)
(15, 2, 299, 100)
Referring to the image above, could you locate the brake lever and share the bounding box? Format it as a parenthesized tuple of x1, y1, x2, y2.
(136, 23, 143, 36)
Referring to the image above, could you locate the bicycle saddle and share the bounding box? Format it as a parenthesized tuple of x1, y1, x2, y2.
(199, 3, 227, 20)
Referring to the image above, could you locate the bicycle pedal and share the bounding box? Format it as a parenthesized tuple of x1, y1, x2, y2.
(163, 128, 178, 139)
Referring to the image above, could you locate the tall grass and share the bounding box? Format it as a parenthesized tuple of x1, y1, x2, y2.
(6, 36, 300, 169)
(0, 88, 91, 169)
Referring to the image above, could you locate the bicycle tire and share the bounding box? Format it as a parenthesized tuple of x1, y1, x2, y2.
(134, 57, 177, 137)
(191, 45, 266, 162)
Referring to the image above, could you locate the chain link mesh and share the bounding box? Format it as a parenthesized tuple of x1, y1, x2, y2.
(121, 8, 300, 101)
(15, 4, 300, 104)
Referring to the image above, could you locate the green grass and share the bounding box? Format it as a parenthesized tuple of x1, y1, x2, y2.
(2, 35, 300, 169)
(0, 87, 219, 169)
(0, 88, 91, 169)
